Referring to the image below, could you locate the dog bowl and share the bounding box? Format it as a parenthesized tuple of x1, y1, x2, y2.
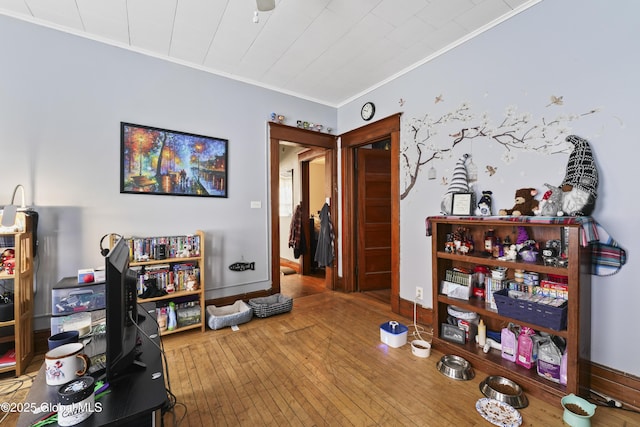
(479, 375, 529, 409)
(561, 394, 596, 427)
(436, 354, 474, 380)
(410, 340, 431, 358)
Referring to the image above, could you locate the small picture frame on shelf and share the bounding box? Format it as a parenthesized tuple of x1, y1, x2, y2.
(451, 192, 474, 216)
(441, 323, 466, 344)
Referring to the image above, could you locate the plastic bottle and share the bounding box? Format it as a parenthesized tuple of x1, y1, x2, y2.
(167, 302, 177, 331)
(478, 319, 487, 347)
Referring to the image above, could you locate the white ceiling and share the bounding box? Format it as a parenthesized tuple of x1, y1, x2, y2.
(0, 0, 539, 107)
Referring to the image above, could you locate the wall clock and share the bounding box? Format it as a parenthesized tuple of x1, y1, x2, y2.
(361, 102, 375, 121)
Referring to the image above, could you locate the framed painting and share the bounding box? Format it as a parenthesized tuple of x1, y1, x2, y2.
(120, 122, 228, 198)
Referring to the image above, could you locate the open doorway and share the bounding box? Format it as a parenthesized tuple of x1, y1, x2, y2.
(278, 145, 327, 297)
(268, 123, 337, 297)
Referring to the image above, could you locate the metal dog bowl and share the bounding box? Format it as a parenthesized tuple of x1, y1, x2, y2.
(479, 375, 529, 409)
(436, 355, 474, 380)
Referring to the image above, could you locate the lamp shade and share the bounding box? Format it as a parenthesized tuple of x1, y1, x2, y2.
(256, 0, 275, 12)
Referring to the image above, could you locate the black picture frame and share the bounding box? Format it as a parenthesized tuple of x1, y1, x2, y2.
(120, 122, 228, 198)
(441, 323, 466, 344)
(451, 192, 473, 216)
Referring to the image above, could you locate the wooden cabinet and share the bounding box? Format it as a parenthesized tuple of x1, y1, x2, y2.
(0, 212, 34, 376)
(428, 216, 591, 404)
(126, 230, 206, 335)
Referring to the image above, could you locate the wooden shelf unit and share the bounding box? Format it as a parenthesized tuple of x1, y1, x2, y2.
(128, 230, 206, 335)
(428, 216, 591, 404)
(0, 212, 34, 376)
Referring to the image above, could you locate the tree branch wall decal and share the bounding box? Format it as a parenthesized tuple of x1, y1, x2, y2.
(400, 99, 599, 200)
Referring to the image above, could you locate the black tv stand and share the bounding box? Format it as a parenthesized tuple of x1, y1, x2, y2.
(18, 305, 167, 426)
(133, 359, 147, 369)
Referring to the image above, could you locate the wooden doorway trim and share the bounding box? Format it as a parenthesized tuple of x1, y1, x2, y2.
(340, 114, 401, 313)
(269, 123, 338, 294)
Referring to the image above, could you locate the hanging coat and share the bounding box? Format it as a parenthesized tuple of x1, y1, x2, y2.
(314, 203, 334, 267)
(288, 204, 306, 259)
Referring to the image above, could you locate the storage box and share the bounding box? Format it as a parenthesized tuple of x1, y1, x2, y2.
(50, 310, 106, 336)
(177, 305, 201, 328)
(380, 321, 408, 348)
(52, 277, 106, 315)
(493, 288, 568, 330)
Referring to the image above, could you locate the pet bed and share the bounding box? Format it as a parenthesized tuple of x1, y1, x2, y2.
(206, 300, 253, 330)
(248, 293, 293, 318)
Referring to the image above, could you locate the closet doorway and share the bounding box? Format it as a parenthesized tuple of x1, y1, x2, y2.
(341, 114, 401, 313)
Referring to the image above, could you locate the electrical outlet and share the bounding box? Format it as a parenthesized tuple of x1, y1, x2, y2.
(416, 286, 423, 300)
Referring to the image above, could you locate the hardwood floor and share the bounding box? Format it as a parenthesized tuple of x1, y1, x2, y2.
(159, 291, 640, 426)
(280, 270, 328, 299)
(3, 284, 639, 426)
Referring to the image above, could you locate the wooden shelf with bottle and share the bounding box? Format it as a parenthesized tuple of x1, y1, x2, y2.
(126, 230, 206, 335)
(0, 211, 35, 376)
(428, 216, 592, 405)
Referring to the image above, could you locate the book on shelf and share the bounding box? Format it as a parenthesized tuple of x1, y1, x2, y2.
(0, 348, 16, 367)
(127, 234, 201, 261)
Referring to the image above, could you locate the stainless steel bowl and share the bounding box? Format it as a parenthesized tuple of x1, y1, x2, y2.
(436, 355, 475, 380)
(479, 375, 529, 409)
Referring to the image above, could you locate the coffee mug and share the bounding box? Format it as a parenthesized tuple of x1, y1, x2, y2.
(48, 330, 79, 350)
(45, 343, 90, 386)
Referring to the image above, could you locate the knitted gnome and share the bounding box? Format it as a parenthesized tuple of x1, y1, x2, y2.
(441, 154, 470, 215)
(561, 135, 598, 216)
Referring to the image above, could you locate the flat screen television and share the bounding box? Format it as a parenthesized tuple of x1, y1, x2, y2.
(104, 236, 144, 381)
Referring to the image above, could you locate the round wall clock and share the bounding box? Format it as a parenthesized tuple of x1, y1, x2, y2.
(361, 102, 375, 121)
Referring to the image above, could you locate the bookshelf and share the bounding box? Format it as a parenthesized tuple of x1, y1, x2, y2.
(0, 212, 34, 376)
(428, 216, 591, 404)
(126, 231, 206, 335)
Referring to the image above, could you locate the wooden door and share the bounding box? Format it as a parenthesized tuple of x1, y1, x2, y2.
(356, 148, 391, 291)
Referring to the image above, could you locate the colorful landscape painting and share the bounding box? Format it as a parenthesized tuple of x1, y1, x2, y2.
(120, 122, 228, 198)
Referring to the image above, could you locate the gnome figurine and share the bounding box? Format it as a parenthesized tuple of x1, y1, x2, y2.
(441, 154, 470, 215)
(561, 135, 598, 216)
(475, 190, 493, 216)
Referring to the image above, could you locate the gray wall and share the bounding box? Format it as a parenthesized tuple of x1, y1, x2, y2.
(0, 15, 335, 330)
(338, 0, 640, 376)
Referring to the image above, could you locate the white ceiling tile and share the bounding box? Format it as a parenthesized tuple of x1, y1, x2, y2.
(455, 0, 511, 31)
(0, 0, 32, 15)
(76, 0, 128, 44)
(372, 0, 430, 27)
(418, 0, 475, 29)
(127, 0, 177, 54)
(169, 0, 227, 64)
(0, 0, 540, 105)
(386, 16, 437, 48)
(24, 0, 83, 30)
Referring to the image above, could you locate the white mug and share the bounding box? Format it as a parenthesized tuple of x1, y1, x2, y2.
(45, 342, 90, 386)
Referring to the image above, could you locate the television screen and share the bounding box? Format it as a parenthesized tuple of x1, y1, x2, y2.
(105, 237, 144, 381)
